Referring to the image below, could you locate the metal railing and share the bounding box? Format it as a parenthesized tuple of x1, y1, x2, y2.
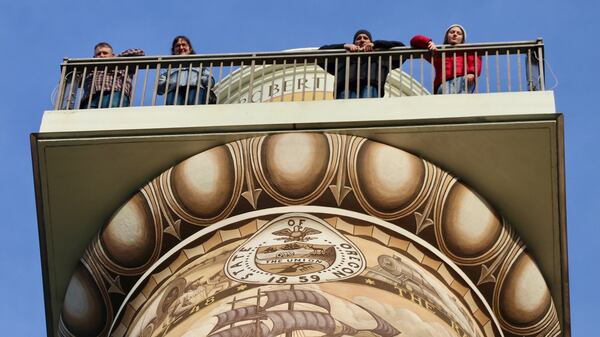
(54, 39, 545, 110)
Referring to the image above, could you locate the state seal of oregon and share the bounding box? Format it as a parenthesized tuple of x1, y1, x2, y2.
(225, 213, 365, 284)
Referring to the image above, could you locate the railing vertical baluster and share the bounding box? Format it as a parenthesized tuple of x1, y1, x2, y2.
(203, 62, 212, 105)
(248, 59, 256, 104)
(430, 52, 434, 95)
(163, 64, 172, 106)
(206, 62, 213, 105)
(474, 52, 479, 94)
(366, 55, 372, 98)
(140, 64, 150, 106)
(463, 52, 468, 93)
(184, 62, 193, 105)
(260, 60, 266, 102)
(323, 58, 328, 100)
(495, 51, 501, 92)
(290, 59, 297, 102)
(527, 49, 533, 91)
(377, 55, 382, 98)
(517, 50, 523, 92)
(399, 54, 403, 97)
(409, 54, 414, 95)
(194, 62, 203, 105)
(76, 67, 88, 110)
(419, 54, 424, 95)
(108, 65, 119, 108)
(129, 65, 139, 107)
(485, 52, 490, 93)
(173, 63, 183, 106)
(506, 50, 511, 92)
(216, 62, 224, 104)
(269, 59, 276, 102)
(280, 60, 287, 102)
(87, 66, 98, 109)
(452, 52, 457, 94)
(356, 56, 361, 98)
(227, 61, 233, 102)
(119, 65, 129, 107)
(151, 63, 161, 106)
(238, 61, 245, 103)
(344, 56, 350, 99)
(334, 57, 339, 99)
(387, 55, 392, 98)
(312, 58, 318, 101)
(301, 58, 308, 101)
(55, 63, 67, 110)
(441, 52, 446, 94)
(65, 66, 78, 110)
(98, 66, 109, 109)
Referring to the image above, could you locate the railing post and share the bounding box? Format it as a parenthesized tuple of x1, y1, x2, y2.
(151, 62, 161, 106)
(344, 56, 350, 99)
(537, 38, 546, 91)
(527, 39, 544, 91)
(441, 51, 446, 94)
(248, 56, 256, 103)
(55, 59, 68, 110)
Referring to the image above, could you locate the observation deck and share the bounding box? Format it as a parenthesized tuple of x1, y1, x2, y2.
(43, 39, 548, 132)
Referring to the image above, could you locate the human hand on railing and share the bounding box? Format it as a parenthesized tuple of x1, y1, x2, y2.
(427, 41, 438, 52)
(344, 42, 375, 52)
(344, 43, 360, 52)
(362, 42, 374, 52)
(466, 74, 475, 83)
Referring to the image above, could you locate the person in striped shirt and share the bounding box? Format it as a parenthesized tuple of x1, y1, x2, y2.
(80, 42, 144, 109)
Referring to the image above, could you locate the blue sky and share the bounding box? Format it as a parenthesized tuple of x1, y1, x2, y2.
(0, 0, 597, 335)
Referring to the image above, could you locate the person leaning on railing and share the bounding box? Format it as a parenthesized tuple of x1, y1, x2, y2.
(157, 35, 216, 105)
(319, 29, 405, 99)
(80, 42, 145, 108)
(410, 24, 482, 94)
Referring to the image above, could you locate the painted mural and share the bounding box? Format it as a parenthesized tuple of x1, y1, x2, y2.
(59, 133, 560, 337)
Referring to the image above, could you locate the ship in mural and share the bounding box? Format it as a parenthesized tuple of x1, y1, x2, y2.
(208, 285, 401, 337)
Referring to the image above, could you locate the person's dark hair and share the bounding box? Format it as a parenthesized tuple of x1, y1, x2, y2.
(171, 35, 196, 55)
(94, 42, 113, 52)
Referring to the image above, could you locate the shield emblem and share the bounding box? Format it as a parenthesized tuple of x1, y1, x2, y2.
(225, 213, 365, 284)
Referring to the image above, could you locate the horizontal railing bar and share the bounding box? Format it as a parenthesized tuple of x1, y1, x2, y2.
(60, 51, 527, 72)
(61, 40, 543, 67)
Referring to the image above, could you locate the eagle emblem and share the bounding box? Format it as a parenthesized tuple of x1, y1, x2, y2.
(271, 226, 322, 242)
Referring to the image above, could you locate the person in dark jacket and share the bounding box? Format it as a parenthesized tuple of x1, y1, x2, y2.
(319, 29, 404, 99)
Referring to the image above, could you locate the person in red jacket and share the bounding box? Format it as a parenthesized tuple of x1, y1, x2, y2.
(410, 24, 482, 94)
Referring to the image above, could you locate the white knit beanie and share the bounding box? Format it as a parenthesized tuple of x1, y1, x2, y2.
(443, 24, 467, 44)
